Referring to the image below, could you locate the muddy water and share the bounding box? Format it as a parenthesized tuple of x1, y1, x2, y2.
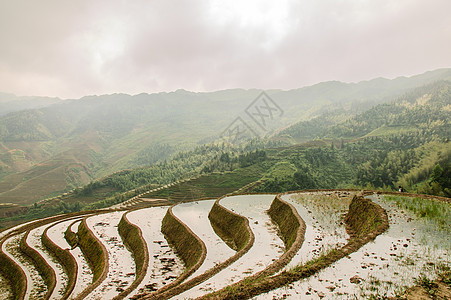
(257, 194, 451, 299)
(2, 233, 47, 299)
(176, 194, 284, 299)
(281, 192, 351, 269)
(85, 211, 135, 300)
(28, 224, 68, 299)
(172, 200, 235, 281)
(127, 206, 184, 297)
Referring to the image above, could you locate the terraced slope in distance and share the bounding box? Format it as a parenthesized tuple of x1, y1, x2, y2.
(0, 191, 449, 299)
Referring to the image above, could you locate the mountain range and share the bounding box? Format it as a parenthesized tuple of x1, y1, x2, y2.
(0, 68, 450, 205)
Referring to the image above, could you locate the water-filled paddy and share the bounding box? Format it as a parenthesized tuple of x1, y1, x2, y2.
(176, 194, 283, 299)
(28, 223, 68, 299)
(258, 194, 450, 299)
(85, 211, 135, 299)
(281, 191, 351, 269)
(172, 199, 235, 280)
(47, 218, 93, 298)
(127, 206, 184, 297)
(3, 233, 47, 299)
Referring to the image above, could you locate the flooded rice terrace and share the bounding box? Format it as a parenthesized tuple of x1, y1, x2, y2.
(28, 223, 68, 299)
(0, 191, 448, 299)
(127, 206, 184, 297)
(172, 200, 235, 280)
(47, 218, 93, 298)
(258, 193, 450, 299)
(85, 211, 135, 299)
(3, 232, 47, 299)
(281, 192, 351, 269)
(176, 194, 284, 299)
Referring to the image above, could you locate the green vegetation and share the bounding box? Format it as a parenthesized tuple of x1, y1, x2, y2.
(387, 196, 450, 232)
(267, 196, 299, 248)
(345, 195, 387, 238)
(208, 200, 252, 251)
(1, 74, 450, 234)
(42, 224, 77, 300)
(1, 70, 450, 206)
(0, 248, 26, 300)
(115, 213, 148, 299)
(19, 231, 56, 300)
(76, 219, 107, 283)
(64, 223, 78, 248)
(161, 208, 204, 269)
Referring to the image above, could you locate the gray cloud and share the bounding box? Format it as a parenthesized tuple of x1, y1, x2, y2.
(0, 0, 450, 98)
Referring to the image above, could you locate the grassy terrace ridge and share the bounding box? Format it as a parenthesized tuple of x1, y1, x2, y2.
(153, 195, 258, 300)
(74, 218, 109, 300)
(19, 230, 56, 300)
(0, 211, 99, 300)
(141, 167, 263, 204)
(135, 205, 207, 299)
(201, 192, 390, 299)
(0, 240, 26, 300)
(64, 219, 81, 248)
(208, 196, 254, 251)
(257, 194, 306, 277)
(42, 219, 78, 300)
(115, 211, 149, 300)
(267, 195, 301, 249)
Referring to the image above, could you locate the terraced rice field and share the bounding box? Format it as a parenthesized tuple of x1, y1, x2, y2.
(0, 190, 449, 299)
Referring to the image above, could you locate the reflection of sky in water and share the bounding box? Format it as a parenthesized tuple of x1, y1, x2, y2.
(258, 193, 450, 299)
(3, 233, 47, 299)
(86, 211, 135, 300)
(127, 206, 184, 297)
(280, 192, 350, 269)
(176, 194, 284, 299)
(28, 224, 67, 299)
(173, 200, 235, 281)
(47, 218, 92, 298)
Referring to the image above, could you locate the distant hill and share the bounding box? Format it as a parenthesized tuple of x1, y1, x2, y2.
(0, 92, 62, 116)
(278, 80, 451, 142)
(0, 68, 450, 205)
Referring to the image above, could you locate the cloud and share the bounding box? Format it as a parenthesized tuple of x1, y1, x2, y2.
(0, 0, 450, 98)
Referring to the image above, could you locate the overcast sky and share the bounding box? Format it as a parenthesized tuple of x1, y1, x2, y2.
(0, 0, 450, 99)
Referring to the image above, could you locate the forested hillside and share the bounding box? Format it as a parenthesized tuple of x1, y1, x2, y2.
(0, 69, 449, 213)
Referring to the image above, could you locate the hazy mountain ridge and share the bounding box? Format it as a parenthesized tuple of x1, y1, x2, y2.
(279, 80, 451, 142)
(0, 68, 450, 205)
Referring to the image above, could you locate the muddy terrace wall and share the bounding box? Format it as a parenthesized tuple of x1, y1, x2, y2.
(161, 207, 205, 269)
(139, 206, 207, 299)
(63, 221, 78, 248)
(257, 195, 306, 278)
(268, 195, 300, 248)
(115, 212, 149, 300)
(42, 221, 77, 300)
(345, 194, 388, 238)
(0, 246, 26, 300)
(201, 193, 389, 299)
(74, 219, 108, 299)
(19, 230, 56, 299)
(208, 197, 253, 251)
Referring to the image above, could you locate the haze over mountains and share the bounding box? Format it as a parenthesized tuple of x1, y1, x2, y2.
(0, 68, 450, 205)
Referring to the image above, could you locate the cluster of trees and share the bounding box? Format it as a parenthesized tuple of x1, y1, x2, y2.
(281, 81, 450, 142)
(72, 139, 281, 199)
(254, 134, 450, 196)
